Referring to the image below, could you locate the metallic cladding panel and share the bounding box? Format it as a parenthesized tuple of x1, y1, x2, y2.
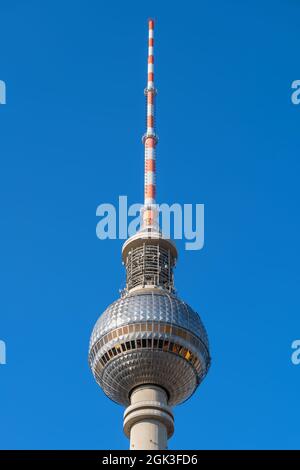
(89, 290, 210, 406)
(94, 350, 198, 406)
(90, 291, 209, 348)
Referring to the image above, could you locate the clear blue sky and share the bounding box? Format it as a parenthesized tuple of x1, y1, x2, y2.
(1, 0, 300, 450)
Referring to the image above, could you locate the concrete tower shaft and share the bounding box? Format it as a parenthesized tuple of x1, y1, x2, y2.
(124, 386, 174, 450)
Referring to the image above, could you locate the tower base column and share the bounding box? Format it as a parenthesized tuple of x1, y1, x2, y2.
(123, 385, 174, 450)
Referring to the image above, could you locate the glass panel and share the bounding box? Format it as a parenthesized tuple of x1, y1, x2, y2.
(180, 347, 187, 357)
(165, 325, 171, 334)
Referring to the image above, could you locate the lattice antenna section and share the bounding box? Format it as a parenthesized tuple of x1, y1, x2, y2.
(124, 242, 176, 292)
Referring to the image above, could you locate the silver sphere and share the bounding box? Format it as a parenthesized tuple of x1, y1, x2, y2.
(89, 289, 210, 406)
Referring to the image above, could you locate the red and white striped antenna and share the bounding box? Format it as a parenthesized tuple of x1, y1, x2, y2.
(142, 19, 158, 229)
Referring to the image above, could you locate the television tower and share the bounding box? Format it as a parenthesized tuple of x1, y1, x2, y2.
(89, 19, 210, 450)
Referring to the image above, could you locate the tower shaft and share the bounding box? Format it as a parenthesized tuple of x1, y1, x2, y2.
(123, 385, 174, 450)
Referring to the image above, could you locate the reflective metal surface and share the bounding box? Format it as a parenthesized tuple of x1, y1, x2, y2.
(90, 290, 209, 347)
(89, 290, 210, 406)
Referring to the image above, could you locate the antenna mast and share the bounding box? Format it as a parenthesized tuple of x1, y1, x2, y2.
(142, 19, 158, 229)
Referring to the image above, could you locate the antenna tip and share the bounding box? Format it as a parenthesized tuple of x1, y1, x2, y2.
(148, 19, 154, 29)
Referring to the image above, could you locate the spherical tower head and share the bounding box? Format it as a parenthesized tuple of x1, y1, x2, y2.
(88, 288, 210, 407)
